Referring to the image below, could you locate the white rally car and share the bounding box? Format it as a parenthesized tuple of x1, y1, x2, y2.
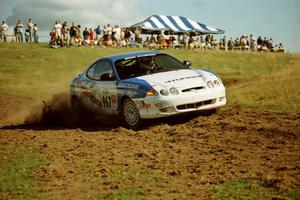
(70, 51, 226, 129)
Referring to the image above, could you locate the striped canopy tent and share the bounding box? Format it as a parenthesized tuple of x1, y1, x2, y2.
(131, 15, 225, 35)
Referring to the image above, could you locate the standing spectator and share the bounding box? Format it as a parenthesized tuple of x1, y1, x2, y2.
(33, 23, 39, 43)
(134, 27, 141, 43)
(263, 37, 268, 48)
(218, 38, 224, 48)
(27, 18, 34, 43)
(53, 20, 62, 44)
(257, 36, 262, 46)
(62, 21, 69, 46)
(227, 37, 234, 50)
(82, 27, 89, 46)
(268, 38, 273, 51)
(240, 35, 249, 50)
(250, 34, 256, 50)
(112, 25, 121, 46)
(14, 20, 24, 43)
(103, 25, 108, 40)
(106, 24, 112, 40)
(257, 36, 263, 51)
(124, 28, 131, 45)
(234, 38, 239, 48)
(77, 25, 82, 39)
(69, 22, 77, 38)
(83, 27, 89, 40)
(89, 28, 94, 46)
(94, 25, 101, 41)
(223, 35, 227, 51)
(0, 20, 8, 42)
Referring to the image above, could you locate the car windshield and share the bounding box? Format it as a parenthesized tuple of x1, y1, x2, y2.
(115, 54, 188, 80)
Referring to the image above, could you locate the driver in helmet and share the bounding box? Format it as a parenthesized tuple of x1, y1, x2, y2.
(140, 56, 156, 74)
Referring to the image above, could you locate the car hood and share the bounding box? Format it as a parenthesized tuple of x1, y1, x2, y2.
(137, 69, 210, 89)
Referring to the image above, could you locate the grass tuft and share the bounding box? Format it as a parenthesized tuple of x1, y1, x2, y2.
(0, 149, 49, 200)
(212, 179, 299, 200)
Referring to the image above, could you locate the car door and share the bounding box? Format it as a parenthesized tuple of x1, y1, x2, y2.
(86, 59, 118, 114)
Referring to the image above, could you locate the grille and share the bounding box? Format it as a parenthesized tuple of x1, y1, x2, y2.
(182, 86, 205, 93)
(176, 99, 214, 110)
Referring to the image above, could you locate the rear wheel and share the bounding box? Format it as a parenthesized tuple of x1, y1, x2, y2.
(121, 98, 141, 130)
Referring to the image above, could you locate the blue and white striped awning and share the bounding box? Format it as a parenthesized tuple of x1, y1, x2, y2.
(131, 15, 225, 34)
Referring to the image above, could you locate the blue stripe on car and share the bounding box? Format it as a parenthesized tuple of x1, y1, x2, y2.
(117, 78, 153, 110)
(201, 69, 220, 77)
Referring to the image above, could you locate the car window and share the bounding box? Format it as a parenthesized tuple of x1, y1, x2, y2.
(115, 58, 139, 80)
(114, 54, 188, 80)
(87, 60, 114, 81)
(154, 54, 187, 70)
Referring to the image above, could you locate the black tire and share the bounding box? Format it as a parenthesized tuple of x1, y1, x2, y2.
(121, 98, 141, 130)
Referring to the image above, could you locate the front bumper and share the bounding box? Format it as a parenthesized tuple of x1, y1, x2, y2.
(134, 86, 226, 119)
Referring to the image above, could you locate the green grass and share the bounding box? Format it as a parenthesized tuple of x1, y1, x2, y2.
(0, 149, 49, 200)
(169, 49, 300, 112)
(0, 42, 299, 112)
(212, 180, 299, 200)
(97, 187, 142, 200)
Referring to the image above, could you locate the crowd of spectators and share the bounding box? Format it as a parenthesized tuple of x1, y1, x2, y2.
(0, 18, 39, 43)
(0, 18, 285, 53)
(49, 20, 139, 48)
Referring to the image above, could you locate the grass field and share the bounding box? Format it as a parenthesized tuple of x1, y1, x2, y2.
(0, 43, 299, 113)
(0, 43, 299, 199)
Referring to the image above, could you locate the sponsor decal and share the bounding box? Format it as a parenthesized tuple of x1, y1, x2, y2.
(111, 95, 117, 104)
(75, 81, 115, 109)
(164, 75, 202, 84)
(75, 80, 89, 92)
(82, 91, 103, 108)
(118, 82, 139, 90)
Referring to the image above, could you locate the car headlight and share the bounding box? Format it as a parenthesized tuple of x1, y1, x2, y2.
(160, 89, 169, 96)
(207, 81, 214, 88)
(169, 87, 179, 95)
(146, 89, 158, 96)
(214, 80, 220, 86)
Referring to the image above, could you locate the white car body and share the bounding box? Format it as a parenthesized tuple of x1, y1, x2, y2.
(132, 69, 226, 119)
(70, 51, 226, 129)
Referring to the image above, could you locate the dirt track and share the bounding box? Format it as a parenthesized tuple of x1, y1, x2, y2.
(0, 93, 299, 199)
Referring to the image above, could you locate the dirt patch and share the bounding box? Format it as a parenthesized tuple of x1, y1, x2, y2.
(0, 94, 33, 125)
(0, 94, 299, 199)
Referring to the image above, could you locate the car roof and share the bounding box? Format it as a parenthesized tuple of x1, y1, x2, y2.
(103, 51, 163, 62)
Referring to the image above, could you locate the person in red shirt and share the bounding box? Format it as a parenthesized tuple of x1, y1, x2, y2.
(89, 28, 94, 46)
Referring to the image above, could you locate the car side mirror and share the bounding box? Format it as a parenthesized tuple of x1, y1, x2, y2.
(183, 60, 192, 68)
(100, 72, 115, 81)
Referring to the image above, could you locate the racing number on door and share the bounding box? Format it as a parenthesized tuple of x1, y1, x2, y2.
(102, 95, 112, 109)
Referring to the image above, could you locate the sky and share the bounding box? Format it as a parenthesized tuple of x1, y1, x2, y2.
(1, 0, 300, 52)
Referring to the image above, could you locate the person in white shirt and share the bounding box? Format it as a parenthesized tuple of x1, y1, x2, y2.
(0, 20, 8, 42)
(53, 20, 62, 39)
(15, 20, 24, 43)
(27, 18, 34, 43)
(33, 23, 39, 43)
(106, 24, 112, 40)
(112, 25, 121, 46)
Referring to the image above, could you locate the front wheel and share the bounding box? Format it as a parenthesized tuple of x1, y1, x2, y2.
(121, 98, 141, 130)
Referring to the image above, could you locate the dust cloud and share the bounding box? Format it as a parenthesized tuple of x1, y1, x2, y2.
(23, 92, 119, 128)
